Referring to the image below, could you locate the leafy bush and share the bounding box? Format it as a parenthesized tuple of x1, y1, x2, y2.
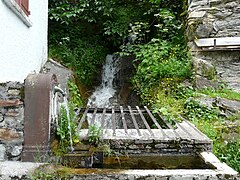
(49, 38, 107, 86)
(184, 99, 220, 121)
(132, 40, 191, 96)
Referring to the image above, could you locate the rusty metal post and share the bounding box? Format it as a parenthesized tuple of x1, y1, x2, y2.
(22, 74, 57, 162)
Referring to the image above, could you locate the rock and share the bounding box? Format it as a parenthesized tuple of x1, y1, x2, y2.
(188, 11, 206, 19)
(215, 97, 240, 114)
(193, 58, 218, 89)
(194, 97, 240, 116)
(7, 89, 20, 96)
(0, 128, 22, 141)
(10, 145, 23, 157)
(194, 75, 218, 89)
(225, 2, 238, 9)
(194, 97, 215, 109)
(215, 10, 233, 19)
(0, 144, 6, 160)
(209, 0, 222, 6)
(196, 23, 213, 38)
(0, 99, 23, 107)
(41, 59, 73, 94)
(193, 58, 216, 80)
(222, 132, 239, 143)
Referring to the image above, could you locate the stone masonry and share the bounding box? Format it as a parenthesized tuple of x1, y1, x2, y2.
(0, 82, 24, 161)
(187, 0, 240, 91)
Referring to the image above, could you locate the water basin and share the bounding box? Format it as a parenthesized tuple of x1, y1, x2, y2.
(102, 155, 216, 170)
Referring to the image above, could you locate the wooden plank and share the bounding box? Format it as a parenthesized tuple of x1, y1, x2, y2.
(174, 120, 192, 139)
(144, 106, 167, 138)
(112, 107, 116, 136)
(183, 120, 210, 141)
(128, 106, 141, 136)
(120, 106, 128, 134)
(79, 107, 149, 114)
(77, 106, 89, 131)
(90, 107, 98, 125)
(100, 108, 106, 137)
(136, 106, 154, 137)
(195, 37, 240, 47)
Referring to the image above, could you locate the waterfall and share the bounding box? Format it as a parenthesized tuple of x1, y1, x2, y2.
(87, 54, 119, 127)
(88, 54, 119, 108)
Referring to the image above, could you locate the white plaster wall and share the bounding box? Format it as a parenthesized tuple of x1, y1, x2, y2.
(0, 0, 48, 83)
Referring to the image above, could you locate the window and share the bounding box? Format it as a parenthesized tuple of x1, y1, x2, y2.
(2, 0, 32, 27)
(16, 0, 30, 16)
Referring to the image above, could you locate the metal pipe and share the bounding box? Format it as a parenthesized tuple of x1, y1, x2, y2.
(53, 86, 66, 96)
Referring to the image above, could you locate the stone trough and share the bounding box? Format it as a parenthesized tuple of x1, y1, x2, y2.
(56, 107, 239, 179)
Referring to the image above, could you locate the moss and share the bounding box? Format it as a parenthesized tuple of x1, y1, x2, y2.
(202, 64, 216, 80)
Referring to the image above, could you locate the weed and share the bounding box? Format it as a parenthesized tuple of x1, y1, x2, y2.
(68, 80, 85, 107)
(184, 98, 220, 121)
(55, 103, 79, 155)
(88, 125, 101, 145)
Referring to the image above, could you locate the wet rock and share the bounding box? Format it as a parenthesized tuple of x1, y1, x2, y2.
(117, 56, 140, 106)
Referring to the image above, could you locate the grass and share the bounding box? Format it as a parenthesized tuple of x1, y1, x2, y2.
(197, 87, 240, 101)
(147, 82, 240, 173)
(191, 117, 240, 173)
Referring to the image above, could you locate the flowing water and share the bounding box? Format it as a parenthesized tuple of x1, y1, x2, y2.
(87, 55, 120, 127)
(62, 96, 74, 152)
(88, 55, 119, 107)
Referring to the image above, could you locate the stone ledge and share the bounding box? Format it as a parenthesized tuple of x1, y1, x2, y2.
(0, 161, 43, 179)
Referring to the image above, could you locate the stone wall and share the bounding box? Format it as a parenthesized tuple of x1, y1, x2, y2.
(0, 82, 24, 161)
(106, 139, 211, 155)
(187, 0, 240, 91)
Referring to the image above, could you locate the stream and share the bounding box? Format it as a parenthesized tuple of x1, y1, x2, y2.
(87, 54, 120, 127)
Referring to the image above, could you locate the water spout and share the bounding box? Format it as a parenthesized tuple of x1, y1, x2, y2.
(53, 86, 66, 96)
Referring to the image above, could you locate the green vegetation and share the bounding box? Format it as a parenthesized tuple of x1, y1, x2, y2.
(48, 0, 239, 173)
(31, 165, 69, 180)
(49, 38, 107, 86)
(186, 99, 240, 172)
(88, 125, 101, 145)
(55, 103, 79, 155)
(68, 80, 85, 107)
(198, 87, 240, 101)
